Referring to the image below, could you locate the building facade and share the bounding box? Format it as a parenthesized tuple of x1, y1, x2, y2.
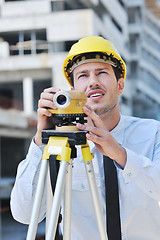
(0, 0, 160, 238)
(124, 0, 160, 119)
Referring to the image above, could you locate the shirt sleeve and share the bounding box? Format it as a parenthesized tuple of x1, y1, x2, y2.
(10, 139, 46, 224)
(121, 146, 160, 201)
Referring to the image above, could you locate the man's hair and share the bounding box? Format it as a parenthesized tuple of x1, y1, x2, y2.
(112, 66, 122, 81)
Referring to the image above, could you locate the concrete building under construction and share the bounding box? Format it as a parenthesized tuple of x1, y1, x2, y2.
(0, 0, 160, 239)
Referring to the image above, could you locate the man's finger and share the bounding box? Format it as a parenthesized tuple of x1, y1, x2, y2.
(77, 123, 106, 137)
(38, 99, 56, 109)
(43, 87, 61, 93)
(37, 108, 52, 117)
(83, 106, 105, 129)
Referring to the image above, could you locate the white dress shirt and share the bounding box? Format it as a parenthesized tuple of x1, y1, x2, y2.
(10, 115, 160, 240)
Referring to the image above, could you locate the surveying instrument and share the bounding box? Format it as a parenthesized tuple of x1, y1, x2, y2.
(26, 90, 108, 240)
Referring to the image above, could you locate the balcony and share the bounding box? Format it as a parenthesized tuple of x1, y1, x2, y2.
(101, 0, 127, 29)
(136, 79, 160, 104)
(124, 0, 144, 7)
(1, 0, 51, 17)
(128, 23, 141, 34)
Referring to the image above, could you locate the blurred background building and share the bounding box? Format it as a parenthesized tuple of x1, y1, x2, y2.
(0, 0, 160, 239)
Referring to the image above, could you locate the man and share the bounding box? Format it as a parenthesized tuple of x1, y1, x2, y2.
(11, 36, 160, 240)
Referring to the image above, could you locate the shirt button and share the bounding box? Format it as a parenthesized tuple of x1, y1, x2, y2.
(127, 172, 132, 177)
(81, 184, 85, 189)
(34, 153, 40, 158)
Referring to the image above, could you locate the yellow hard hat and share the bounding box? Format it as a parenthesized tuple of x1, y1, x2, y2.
(63, 36, 126, 86)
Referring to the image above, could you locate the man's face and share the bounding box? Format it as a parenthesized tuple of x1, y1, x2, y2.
(73, 62, 124, 116)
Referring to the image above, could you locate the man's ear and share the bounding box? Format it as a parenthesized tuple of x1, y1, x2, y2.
(118, 78, 125, 96)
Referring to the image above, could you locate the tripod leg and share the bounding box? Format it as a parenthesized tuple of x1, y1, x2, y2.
(63, 158, 73, 240)
(26, 158, 48, 240)
(81, 142, 108, 240)
(46, 169, 53, 232)
(84, 160, 108, 240)
(46, 160, 69, 240)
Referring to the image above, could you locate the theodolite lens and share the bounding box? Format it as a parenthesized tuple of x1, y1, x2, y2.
(57, 95, 67, 105)
(53, 91, 71, 109)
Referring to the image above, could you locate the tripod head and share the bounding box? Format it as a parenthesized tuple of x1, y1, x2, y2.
(48, 90, 87, 129)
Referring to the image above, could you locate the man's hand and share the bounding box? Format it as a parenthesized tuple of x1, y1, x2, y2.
(35, 87, 61, 146)
(76, 104, 127, 168)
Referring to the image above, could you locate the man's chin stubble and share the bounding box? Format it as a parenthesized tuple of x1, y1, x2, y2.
(94, 103, 116, 116)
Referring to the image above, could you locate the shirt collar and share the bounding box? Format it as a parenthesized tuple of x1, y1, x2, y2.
(110, 115, 124, 144)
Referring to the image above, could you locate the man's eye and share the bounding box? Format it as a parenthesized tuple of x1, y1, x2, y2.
(99, 71, 107, 75)
(78, 74, 87, 79)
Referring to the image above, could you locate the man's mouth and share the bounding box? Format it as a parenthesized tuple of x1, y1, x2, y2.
(87, 90, 105, 99)
(89, 93, 103, 98)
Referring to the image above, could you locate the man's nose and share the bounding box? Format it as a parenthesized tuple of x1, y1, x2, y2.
(89, 74, 100, 88)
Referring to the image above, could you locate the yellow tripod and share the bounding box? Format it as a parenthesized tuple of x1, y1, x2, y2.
(26, 129, 107, 240)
